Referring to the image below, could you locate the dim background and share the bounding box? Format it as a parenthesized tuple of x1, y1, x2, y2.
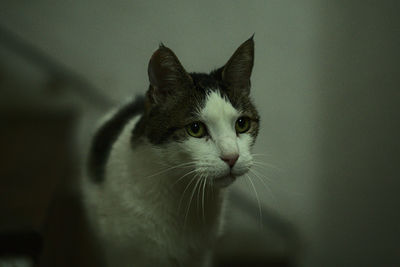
(0, 1, 399, 267)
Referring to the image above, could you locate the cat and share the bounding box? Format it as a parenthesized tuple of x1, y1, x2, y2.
(81, 36, 260, 267)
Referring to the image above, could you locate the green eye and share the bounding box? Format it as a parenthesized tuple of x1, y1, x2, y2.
(186, 122, 207, 138)
(235, 117, 251, 134)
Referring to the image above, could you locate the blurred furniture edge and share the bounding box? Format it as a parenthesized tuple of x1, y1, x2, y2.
(0, 94, 104, 267)
(0, 24, 110, 265)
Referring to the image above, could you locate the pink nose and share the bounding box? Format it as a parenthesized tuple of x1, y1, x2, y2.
(220, 154, 239, 168)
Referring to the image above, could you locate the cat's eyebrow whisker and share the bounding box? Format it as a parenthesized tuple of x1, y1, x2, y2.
(245, 174, 263, 228)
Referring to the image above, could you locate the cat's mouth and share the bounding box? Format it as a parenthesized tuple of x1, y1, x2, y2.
(213, 174, 236, 188)
(211, 166, 251, 188)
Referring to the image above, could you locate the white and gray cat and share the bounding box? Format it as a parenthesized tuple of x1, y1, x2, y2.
(82, 37, 260, 267)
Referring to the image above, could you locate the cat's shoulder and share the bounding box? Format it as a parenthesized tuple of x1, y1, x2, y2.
(88, 96, 145, 183)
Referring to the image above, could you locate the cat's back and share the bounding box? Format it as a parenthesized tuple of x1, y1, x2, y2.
(87, 95, 145, 183)
(81, 96, 146, 236)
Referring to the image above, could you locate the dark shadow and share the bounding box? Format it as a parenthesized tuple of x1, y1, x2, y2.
(214, 190, 300, 267)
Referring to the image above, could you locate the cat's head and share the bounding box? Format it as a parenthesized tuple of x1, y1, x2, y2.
(137, 37, 259, 188)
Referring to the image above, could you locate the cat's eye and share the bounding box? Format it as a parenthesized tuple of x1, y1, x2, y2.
(186, 122, 207, 138)
(235, 117, 251, 134)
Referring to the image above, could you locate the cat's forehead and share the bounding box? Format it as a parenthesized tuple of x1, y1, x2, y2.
(199, 91, 239, 122)
(190, 72, 221, 90)
(188, 72, 255, 117)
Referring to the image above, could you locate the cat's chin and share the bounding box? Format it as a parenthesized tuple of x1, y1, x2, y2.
(213, 174, 236, 188)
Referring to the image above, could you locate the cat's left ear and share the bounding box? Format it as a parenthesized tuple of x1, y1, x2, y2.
(147, 44, 193, 105)
(221, 36, 254, 94)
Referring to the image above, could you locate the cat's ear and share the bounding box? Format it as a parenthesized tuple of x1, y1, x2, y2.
(147, 44, 192, 104)
(221, 36, 254, 94)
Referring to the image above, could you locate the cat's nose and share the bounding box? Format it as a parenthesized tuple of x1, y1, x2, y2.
(220, 154, 239, 168)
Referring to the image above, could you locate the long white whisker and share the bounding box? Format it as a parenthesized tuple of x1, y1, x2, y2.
(245, 174, 263, 228)
(145, 161, 196, 179)
(196, 175, 203, 214)
(252, 161, 280, 171)
(172, 169, 198, 186)
(250, 168, 274, 185)
(251, 153, 271, 158)
(249, 168, 273, 185)
(184, 177, 202, 228)
(251, 153, 282, 170)
(202, 176, 207, 223)
(178, 174, 198, 213)
(248, 168, 277, 204)
(210, 177, 214, 199)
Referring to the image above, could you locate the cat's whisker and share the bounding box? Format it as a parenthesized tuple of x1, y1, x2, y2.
(249, 165, 274, 183)
(178, 174, 199, 214)
(252, 161, 281, 173)
(247, 162, 270, 178)
(196, 175, 206, 221)
(172, 169, 199, 187)
(202, 176, 207, 223)
(196, 175, 203, 214)
(184, 176, 202, 228)
(251, 152, 282, 171)
(211, 178, 214, 198)
(245, 174, 263, 228)
(248, 168, 277, 204)
(251, 152, 273, 158)
(145, 161, 196, 179)
(251, 153, 265, 158)
(251, 167, 274, 183)
(252, 160, 279, 170)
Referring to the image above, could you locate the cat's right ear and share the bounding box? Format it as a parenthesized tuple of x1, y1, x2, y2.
(147, 44, 192, 104)
(221, 36, 254, 95)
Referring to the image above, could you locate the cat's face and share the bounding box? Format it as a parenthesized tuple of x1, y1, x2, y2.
(140, 37, 259, 187)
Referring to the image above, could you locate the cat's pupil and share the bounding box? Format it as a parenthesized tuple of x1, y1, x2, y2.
(191, 123, 200, 133)
(237, 118, 245, 128)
